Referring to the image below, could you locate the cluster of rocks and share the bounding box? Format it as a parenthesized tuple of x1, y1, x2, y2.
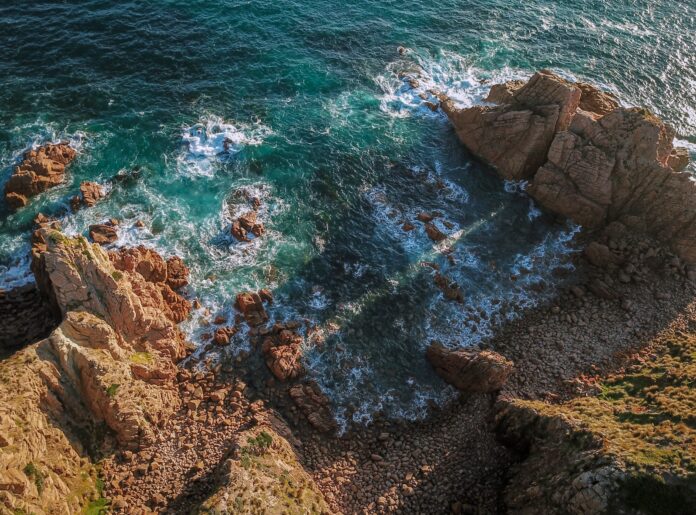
(89, 218, 120, 245)
(440, 70, 695, 264)
(402, 211, 451, 242)
(230, 191, 265, 242)
(4, 142, 77, 209)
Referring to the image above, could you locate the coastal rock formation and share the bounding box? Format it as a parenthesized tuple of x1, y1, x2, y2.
(198, 425, 329, 513)
(426, 342, 513, 393)
(0, 230, 191, 513)
(288, 382, 337, 433)
(4, 142, 77, 209)
(442, 70, 695, 263)
(70, 181, 105, 211)
(495, 330, 696, 514)
(261, 322, 305, 381)
(235, 291, 270, 326)
(89, 222, 118, 245)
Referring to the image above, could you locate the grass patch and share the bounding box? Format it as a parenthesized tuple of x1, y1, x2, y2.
(23, 462, 44, 494)
(105, 384, 119, 398)
(129, 352, 153, 365)
(111, 270, 123, 281)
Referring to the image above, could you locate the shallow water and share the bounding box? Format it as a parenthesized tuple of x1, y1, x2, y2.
(1, 0, 694, 429)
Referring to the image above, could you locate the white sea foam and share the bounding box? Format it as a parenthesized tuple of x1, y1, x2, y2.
(178, 116, 271, 177)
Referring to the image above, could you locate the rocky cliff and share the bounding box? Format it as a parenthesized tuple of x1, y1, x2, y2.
(441, 70, 695, 264)
(495, 325, 696, 514)
(0, 230, 191, 514)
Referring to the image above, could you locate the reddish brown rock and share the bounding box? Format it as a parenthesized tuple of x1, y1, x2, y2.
(234, 291, 269, 326)
(261, 324, 305, 381)
(89, 223, 118, 245)
(213, 326, 237, 346)
(485, 80, 525, 104)
(232, 211, 266, 241)
(444, 70, 695, 264)
(417, 212, 435, 223)
(576, 82, 620, 116)
(289, 381, 337, 433)
(165, 256, 189, 290)
(426, 342, 513, 393)
(71, 181, 105, 211)
(231, 220, 248, 242)
(4, 142, 77, 209)
(425, 223, 447, 242)
(442, 71, 581, 181)
(434, 273, 464, 302)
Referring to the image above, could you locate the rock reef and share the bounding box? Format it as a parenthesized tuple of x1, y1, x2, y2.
(4, 143, 77, 209)
(441, 70, 695, 263)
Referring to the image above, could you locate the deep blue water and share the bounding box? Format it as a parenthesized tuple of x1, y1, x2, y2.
(1, 0, 694, 428)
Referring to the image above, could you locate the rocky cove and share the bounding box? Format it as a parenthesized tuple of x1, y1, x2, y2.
(0, 67, 694, 515)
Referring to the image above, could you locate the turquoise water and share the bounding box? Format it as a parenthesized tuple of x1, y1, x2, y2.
(1, 1, 694, 428)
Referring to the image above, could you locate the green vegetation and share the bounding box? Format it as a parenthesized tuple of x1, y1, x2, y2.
(521, 333, 696, 513)
(111, 270, 123, 281)
(23, 462, 44, 494)
(84, 498, 109, 515)
(105, 384, 119, 398)
(129, 352, 153, 365)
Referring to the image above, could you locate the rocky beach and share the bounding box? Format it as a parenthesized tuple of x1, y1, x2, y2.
(1, 67, 695, 514)
(1, 1, 696, 514)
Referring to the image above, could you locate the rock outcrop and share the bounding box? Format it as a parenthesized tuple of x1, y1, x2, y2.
(70, 181, 105, 211)
(495, 330, 696, 514)
(0, 230, 192, 513)
(288, 382, 337, 433)
(4, 143, 77, 209)
(442, 70, 695, 263)
(426, 342, 513, 393)
(198, 425, 329, 514)
(261, 322, 305, 381)
(0, 283, 59, 353)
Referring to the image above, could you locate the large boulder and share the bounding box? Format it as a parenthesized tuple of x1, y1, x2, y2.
(4, 143, 77, 209)
(442, 71, 695, 264)
(426, 342, 513, 393)
(288, 381, 337, 433)
(261, 323, 305, 381)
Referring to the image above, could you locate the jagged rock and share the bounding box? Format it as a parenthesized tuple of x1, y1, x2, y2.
(668, 146, 690, 173)
(89, 223, 118, 245)
(485, 80, 525, 104)
(165, 256, 189, 290)
(234, 291, 270, 326)
(426, 342, 513, 393)
(289, 382, 337, 433)
(71, 181, 105, 211)
(443, 70, 695, 264)
(4, 142, 77, 209)
(576, 82, 620, 116)
(261, 324, 305, 381)
(0, 230, 191, 513)
(231, 211, 265, 241)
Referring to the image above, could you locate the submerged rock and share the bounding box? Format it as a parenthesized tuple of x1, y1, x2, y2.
(426, 342, 513, 393)
(4, 142, 77, 209)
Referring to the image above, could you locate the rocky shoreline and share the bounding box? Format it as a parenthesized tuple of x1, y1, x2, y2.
(1, 71, 695, 514)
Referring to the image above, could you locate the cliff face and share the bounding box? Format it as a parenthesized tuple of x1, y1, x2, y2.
(442, 70, 695, 264)
(0, 230, 190, 514)
(495, 325, 696, 515)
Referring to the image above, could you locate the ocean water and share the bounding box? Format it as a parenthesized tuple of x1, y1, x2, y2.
(1, 1, 694, 429)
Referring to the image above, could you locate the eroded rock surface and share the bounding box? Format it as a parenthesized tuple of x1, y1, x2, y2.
(442, 70, 695, 263)
(0, 230, 191, 513)
(427, 342, 513, 393)
(4, 142, 77, 209)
